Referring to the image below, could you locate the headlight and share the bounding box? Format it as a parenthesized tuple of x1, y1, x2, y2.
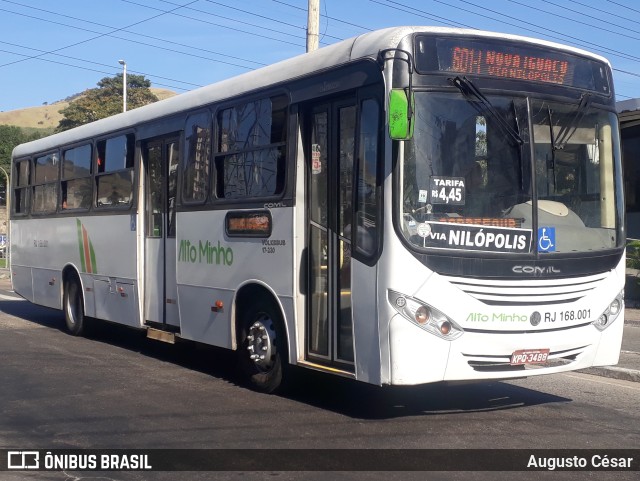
(388, 290, 464, 340)
(592, 292, 624, 332)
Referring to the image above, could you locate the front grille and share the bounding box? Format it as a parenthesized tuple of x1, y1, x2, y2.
(442, 272, 608, 306)
(463, 346, 586, 372)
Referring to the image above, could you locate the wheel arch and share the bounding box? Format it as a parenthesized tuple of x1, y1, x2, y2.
(232, 281, 290, 362)
(61, 263, 84, 306)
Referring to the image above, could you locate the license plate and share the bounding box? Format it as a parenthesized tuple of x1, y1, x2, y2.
(510, 349, 550, 365)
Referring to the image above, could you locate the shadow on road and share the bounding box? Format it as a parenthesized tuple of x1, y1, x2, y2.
(280, 368, 572, 420)
(0, 298, 571, 420)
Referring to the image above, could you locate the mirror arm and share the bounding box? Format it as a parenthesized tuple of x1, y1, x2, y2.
(378, 48, 415, 140)
(377, 48, 414, 118)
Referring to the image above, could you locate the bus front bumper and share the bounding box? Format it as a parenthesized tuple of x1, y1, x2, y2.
(387, 311, 624, 385)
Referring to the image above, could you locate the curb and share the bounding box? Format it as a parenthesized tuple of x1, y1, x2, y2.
(578, 366, 640, 383)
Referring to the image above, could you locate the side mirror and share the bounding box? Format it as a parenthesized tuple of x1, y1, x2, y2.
(388, 89, 414, 140)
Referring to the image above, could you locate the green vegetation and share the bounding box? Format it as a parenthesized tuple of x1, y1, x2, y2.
(0, 74, 170, 197)
(627, 239, 640, 270)
(0, 125, 47, 196)
(56, 74, 159, 132)
(21, 126, 55, 137)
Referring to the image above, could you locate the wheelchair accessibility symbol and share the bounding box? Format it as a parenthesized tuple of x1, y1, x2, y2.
(538, 227, 555, 252)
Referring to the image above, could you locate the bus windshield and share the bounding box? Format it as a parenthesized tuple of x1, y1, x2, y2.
(400, 92, 623, 255)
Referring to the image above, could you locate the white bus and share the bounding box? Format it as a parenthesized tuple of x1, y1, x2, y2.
(10, 27, 625, 393)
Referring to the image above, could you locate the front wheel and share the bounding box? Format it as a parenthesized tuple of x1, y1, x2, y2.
(63, 277, 85, 336)
(238, 301, 286, 393)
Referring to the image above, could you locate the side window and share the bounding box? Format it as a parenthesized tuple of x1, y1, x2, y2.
(356, 99, 380, 257)
(32, 152, 59, 214)
(95, 134, 135, 208)
(13, 158, 30, 215)
(62, 144, 92, 211)
(183, 112, 211, 203)
(622, 124, 640, 214)
(215, 94, 287, 199)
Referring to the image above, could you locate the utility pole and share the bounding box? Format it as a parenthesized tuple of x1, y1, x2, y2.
(118, 59, 127, 112)
(306, 0, 319, 52)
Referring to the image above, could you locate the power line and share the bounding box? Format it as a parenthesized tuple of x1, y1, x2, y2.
(121, 0, 306, 48)
(272, 0, 372, 32)
(197, 0, 343, 42)
(569, 0, 640, 25)
(0, 46, 192, 92)
(613, 67, 640, 79)
(370, 0, 475, 29)
(507, 0, 640, 42)
(1, 0, 639, 104)
(606, 0, 640, 17)
(0, 0, 199, 69)
(367, 0, 640, 98)
(441, 0, 640, 63)
(448, 0, 640, 95)
(0, 6, 260, 71)
(0, 0, 317, 107)
(0, 40, 201, 91)
(0, 0, 266, 68)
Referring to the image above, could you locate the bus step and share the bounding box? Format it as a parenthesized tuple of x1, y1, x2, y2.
(147, 328, 176, 344)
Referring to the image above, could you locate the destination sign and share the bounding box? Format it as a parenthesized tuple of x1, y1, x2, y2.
(417, 221, 532, 254)
(448, 46, 570, 85)
(415, 35, 610, 93)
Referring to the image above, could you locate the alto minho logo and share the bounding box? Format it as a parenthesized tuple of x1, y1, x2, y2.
(178, 239, 234, 266)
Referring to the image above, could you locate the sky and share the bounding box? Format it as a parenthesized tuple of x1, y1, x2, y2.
(1, 0, 640, 112)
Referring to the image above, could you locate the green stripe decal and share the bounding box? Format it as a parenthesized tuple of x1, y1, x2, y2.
(76, 219, 86, 272)
(89, 238, 97, 274)
(76, 219, 97, 274)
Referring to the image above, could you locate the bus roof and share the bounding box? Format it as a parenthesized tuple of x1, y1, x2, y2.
(12, 26, 611, 159)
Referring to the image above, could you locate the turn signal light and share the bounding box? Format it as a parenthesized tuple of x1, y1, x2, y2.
(387, 290, 464, 341)
(440, 321, 452, 335)
(415, 306, 430, 324)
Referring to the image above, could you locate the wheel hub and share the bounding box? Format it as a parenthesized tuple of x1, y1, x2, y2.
(246, 315, 276, 371)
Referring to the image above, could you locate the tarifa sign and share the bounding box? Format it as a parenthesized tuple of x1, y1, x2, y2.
(178, 239, 234, 266)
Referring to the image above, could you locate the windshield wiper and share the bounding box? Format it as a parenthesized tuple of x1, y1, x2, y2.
(553, 93, 592, 150)
(449, 76, 523, 146)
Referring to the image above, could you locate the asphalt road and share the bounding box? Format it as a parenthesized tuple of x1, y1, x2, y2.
(0, 290, 638, 481)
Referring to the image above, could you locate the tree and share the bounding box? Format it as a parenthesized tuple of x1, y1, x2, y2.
(56, 73, 159, 132)
(0, 125, 45, 205)
(0, 126, 24, 167)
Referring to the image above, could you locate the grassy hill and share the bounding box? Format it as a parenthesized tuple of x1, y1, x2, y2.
(0, 88, 177, 131)
(0, 102, 65, 130)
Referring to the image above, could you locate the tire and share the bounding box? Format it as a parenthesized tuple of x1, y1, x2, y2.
(237, 299, 287, 393)
(63, 276, 85, 336)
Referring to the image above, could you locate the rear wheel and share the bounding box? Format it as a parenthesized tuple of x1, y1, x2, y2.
(64, 277, 85, 336)
(238, 299, 287, 393)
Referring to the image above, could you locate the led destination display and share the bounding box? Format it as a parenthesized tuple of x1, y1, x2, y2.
(449, 46, 570, 85)
(415, 35, 611, 93)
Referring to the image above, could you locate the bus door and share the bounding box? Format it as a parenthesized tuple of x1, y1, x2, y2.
(143, 136, 180, 329)
(306, 99, 356, 369)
